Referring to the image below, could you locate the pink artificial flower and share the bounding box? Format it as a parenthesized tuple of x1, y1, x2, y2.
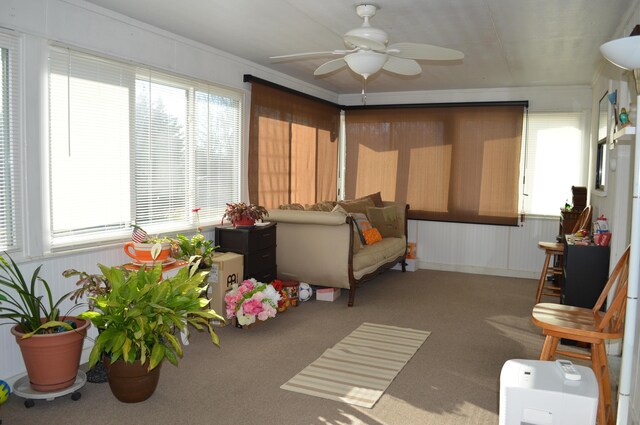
(242, 279, 255, 291)
(252, 291, 265, 302)
(226, 308, 236, 318)
(257, 304, 276, 321)
(238, 285, 249, 295)
(242, 298, 264, 316)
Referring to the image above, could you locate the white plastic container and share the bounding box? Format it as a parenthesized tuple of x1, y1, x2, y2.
(499, 359, 598, 425)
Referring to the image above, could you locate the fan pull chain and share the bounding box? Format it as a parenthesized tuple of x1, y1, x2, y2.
(361, 77, 367, 105)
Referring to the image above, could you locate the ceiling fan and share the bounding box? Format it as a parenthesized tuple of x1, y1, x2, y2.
(270, 3, 464, 81)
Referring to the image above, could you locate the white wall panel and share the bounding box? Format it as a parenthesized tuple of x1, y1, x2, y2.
(416, 216, 558, 278)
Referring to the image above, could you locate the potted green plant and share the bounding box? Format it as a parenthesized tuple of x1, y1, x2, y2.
(79, 262, 224, 403)
(63, 268, 112, 383)
(222, 202, 268, 227)
(0, 254, 89, 392)
(172, 233, 218, 269)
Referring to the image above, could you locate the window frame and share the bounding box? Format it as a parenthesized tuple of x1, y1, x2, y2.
(522, 111, 589, 217)
(47, 47, 243, 250)
(0, 31, 21, 253)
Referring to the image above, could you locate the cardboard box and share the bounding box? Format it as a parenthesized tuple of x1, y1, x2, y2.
(316, 287, 341, 302)
(207, 252, 243, 326)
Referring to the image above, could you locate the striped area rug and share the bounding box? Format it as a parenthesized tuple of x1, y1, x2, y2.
(280, 322, 430, 408)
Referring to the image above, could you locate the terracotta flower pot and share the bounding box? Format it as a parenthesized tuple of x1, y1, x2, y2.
(232, 216, 255, 227)
(11, 317, 89, 392)
(104, 357, 162, 403)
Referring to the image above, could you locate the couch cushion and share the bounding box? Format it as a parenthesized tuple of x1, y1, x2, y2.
(337, 197, 375, 215)
(304, 201, 337, 211)
(352, 236, 406, 278)
(357, 191, 384, 207)
(278, 203, 305, 210)
(367, 206, 403, 238)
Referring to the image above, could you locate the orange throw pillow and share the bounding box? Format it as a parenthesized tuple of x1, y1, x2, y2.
(362, 228, 383, 245)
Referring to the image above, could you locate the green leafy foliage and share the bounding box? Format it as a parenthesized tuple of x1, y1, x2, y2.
(79, 263, 224, 371)
(173, 233, 218, 269)
(0, 253, 74, 336)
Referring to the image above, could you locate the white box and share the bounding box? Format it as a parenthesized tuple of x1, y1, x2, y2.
(207, 252, 243, 326)
(316, 287, 341, 301)
(392, 258, 417, 272)
(499, 359, 598, 425)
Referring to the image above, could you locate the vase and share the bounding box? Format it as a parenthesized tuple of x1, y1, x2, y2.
(11, 317, 89, 392)
(104, 357, 162, 403)
(123, 241, 172, 264)
(232, 216, 255, 227)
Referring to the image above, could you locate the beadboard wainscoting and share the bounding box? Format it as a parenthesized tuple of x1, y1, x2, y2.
(410, 216, 559, 279)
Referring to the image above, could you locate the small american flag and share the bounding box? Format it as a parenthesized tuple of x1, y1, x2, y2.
(131, 225, 148, 243)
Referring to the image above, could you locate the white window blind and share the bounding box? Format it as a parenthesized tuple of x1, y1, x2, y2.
(523, 112, 587, 216)
(49, 47, 241, 247)
(0, 32, 21, 252)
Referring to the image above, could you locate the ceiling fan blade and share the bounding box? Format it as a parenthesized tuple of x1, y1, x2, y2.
(314, 58, 347, 76)
(383, 56, 422, 76)
(270, 50, 351, 60)
(387, 42, 464, 61)
(344, 35, 386, 51)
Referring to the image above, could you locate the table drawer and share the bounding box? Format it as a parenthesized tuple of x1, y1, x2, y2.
(249, 266, 277, 284)
(247, 227, 276, 252)
(245, 246, 276, 276)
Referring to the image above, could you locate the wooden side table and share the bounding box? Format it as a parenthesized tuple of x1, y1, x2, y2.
(214, 222, 277, 283)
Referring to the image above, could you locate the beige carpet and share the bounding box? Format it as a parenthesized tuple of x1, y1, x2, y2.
(0, 269, 552, 425)
(281, 322, 430, 407)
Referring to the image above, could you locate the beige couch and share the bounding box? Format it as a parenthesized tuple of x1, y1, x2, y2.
(267, 201, 408, 306)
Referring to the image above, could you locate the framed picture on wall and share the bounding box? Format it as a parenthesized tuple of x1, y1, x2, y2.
(594, 90, 609, 193)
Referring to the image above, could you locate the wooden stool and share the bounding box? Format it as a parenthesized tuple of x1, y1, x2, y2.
(535, 241, 563, 304)
(535, 206, 592, 304)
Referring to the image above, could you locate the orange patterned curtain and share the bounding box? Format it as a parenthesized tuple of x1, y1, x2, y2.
(248, 82, 340, 209)
(345, 105, 525, 226)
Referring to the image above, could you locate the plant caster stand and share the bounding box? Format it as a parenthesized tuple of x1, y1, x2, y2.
(12, 370, 86, 408)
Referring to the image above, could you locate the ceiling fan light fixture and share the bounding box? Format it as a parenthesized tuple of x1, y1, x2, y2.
(344, 51, 388, 79)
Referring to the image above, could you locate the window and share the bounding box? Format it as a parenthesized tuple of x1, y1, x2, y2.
(0, 33, 21, 252)
(523, 112, 588, 216)
(344, 104, 525, 226)
(48, 48, 241, 247)
(247, 80, 340, 209)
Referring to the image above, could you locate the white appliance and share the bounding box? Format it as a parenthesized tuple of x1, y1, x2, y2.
(499, 359, 598, 425)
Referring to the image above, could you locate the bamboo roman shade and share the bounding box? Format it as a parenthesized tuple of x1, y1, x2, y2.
(344, 105, 525, 226)
(248, 82, 340, 209)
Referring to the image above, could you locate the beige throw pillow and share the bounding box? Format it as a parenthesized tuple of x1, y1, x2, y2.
(357, 192, 384, 208)
(337, 197, 375, 215)
(367, 206, 403, 238)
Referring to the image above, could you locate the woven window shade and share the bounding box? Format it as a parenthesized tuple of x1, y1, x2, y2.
(345, 105, 524, 226)
(248, 82, 340, 209)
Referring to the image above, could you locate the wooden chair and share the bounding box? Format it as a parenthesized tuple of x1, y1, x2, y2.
(535, 205, 592, 303)
(532, 245, 630, 425)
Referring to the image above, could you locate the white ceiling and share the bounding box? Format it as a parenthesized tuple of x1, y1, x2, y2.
(83, 0, 634, 94)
